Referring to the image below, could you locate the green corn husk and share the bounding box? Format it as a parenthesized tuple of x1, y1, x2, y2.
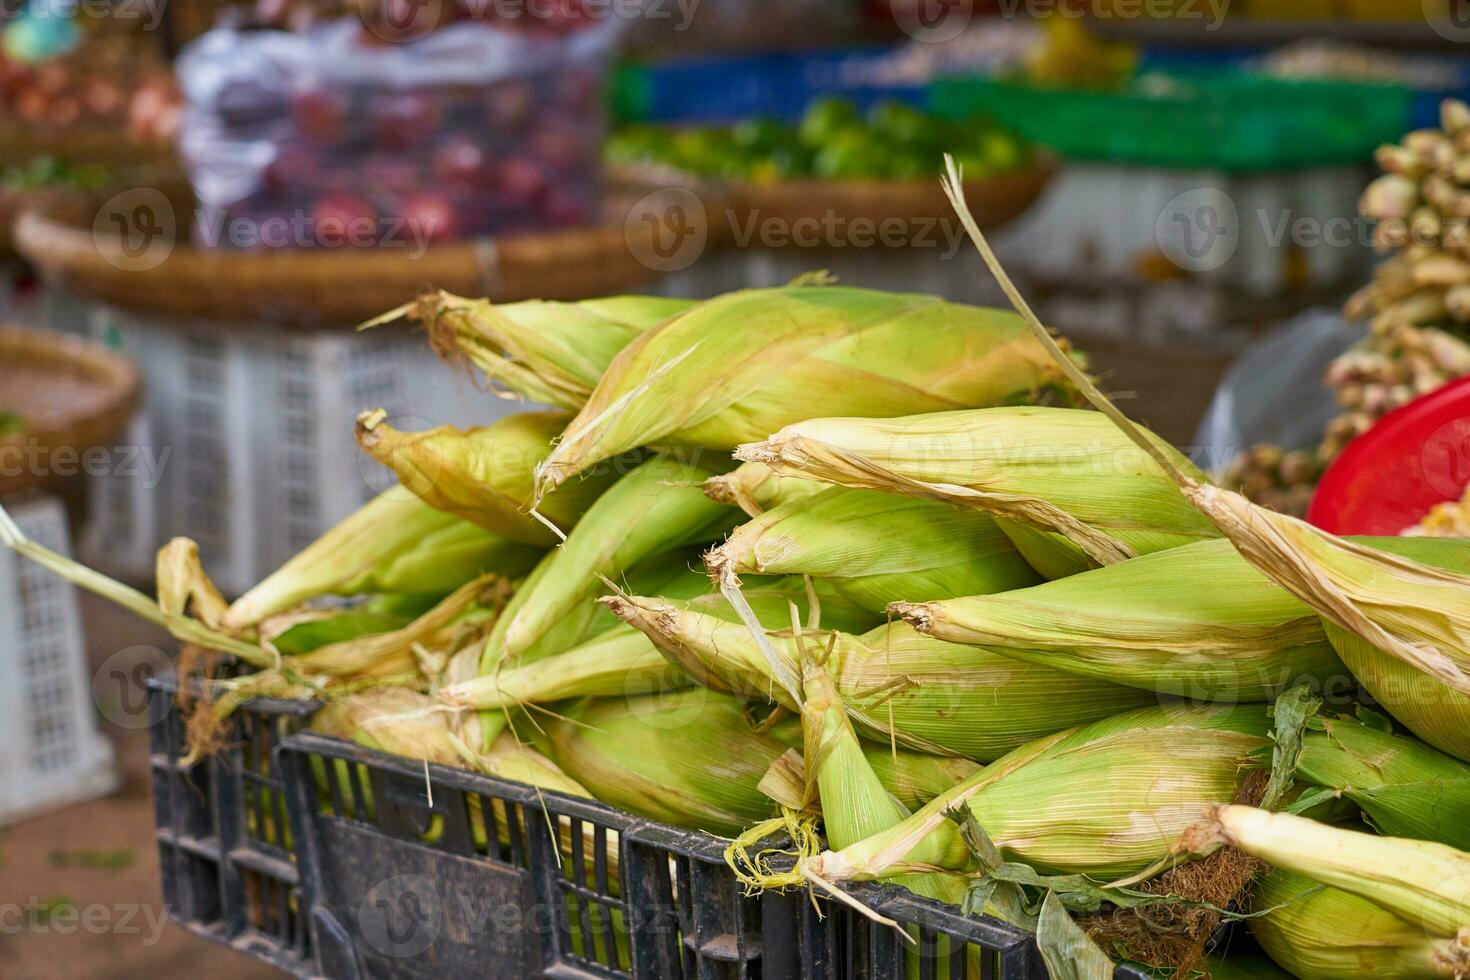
(1314, 536, 1470, 764)
(795, 658, 968, 907)
(443, 577, 875, 711)
(791, 702, 1270, 887)
(763, 715, 980, 813)
(534, 285, 1077, 497)
(1252, 867, 1470, 980)
(271, 594, 442, 656)
(356, 409, 637, 546)
(702, 461, 827, 518)
(541, 690, 784, 837)
(706, 486, 1040, 616)
(894, 538, 1344, 701)
(479, 454, 740, 671)
(374, 291, 695, 410)
(223, 490, 540, 632)
(735, 406, 1217, 578)
(605, 597, 1153, 761)
(1296, 713, 1470, 850)
(1202, 805, 1470, 939)
(1202, 953, 1294, 980)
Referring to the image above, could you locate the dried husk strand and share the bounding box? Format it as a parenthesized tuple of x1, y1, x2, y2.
(603, 596, 1152, 761)
(1192, 806, 1470, 942)
(765, 702, 1269, 893)
(706, 485, 1040, 616)
(893, 538, 1344, 701)
(734, 406, 1217, 578)
(940, 154, 1470, 708)
(1294, 712, 1470, 851)
(363, 291, 693, 410)
(355, 409, 636, 546)
(533, 284, 1078, 499)
(1251, 866, 1470, 980)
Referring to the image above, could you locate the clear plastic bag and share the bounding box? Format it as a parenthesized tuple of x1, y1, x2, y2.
(177, 17, 618, 250)
(1193, 308, 1361, 475)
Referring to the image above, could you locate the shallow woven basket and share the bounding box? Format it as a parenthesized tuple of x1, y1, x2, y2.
(608, 157, 1055, 239)
(0, 326, 142, 497)
(14, 184, 663, 328)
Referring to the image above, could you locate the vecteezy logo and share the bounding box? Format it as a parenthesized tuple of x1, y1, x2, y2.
(94, 188, 175, 272)
(93, 645, 171, 730)
(1425, 0, 1470, 43)
(890, 0, 973, 43)
(363, 0, 444, 42)
(360, 875, 440, 958)
(624, 187, 708, 273)
(1420, 417, 1470, 501)
(1155, 187, 1239, 274)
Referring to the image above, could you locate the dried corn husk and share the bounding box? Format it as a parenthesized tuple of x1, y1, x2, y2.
(706, 486, 1040, 616)
(1296, 713, 1470, 850)
(701, 461, 826, 518)
(224, 490, 538, 632)
(736, 406, 1216, 578)
(479, 454, 740, 671)
(894, 538, 1343, 700)
(1200, 806, 1470, 940)
(369, 291, 694, 410)
(605, 597, 1152, 761)
(534, 285, 1077, 497)
(355, 409, 635, 545)
(797, 702, 1269, 885)
(1252, 867, 1470, 980)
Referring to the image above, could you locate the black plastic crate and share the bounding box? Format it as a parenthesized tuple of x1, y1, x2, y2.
(147, 674, 318, 975)
(277, 731, 1153, 980)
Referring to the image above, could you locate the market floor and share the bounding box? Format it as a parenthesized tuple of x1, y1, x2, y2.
(2, 594, 283, 980)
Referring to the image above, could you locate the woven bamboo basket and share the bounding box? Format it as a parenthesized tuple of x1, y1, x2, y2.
(0, 326, 142, 497)
(607, 156, 1055, 241)
(13, 184, 664, 327)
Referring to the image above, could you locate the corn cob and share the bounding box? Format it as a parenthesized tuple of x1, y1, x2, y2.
(894, 538, 1344, 700)
(270, 594, 438, 656)
(1296, 713, 1470, 850)
(735, 406, 1216, 578)
(534, 285, 1077, 497)
(941, 162, 1470, 765)
(706, 486, 1040, 616)
(1317, 536, 1470, 763)
(479, 454, 740, 671)
(1252, 867, 1470, 980)
(789, 702, 1269, 886)
(605, 597, 1153, 761)
(1201, 806, 1470, 940)
(369, 291, 694, 410)
(540, 690, 786, 837)
(440, 577, 875, 711)
(355, 409, 635, 545)
(701, 461, 826, 518)
(223, 490, 539, 632)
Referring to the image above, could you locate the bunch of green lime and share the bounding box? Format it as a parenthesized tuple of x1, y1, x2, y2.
(606, 97, 1031, 183)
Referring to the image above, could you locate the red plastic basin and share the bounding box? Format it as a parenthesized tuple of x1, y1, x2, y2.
(1308, 375, 1470, 535)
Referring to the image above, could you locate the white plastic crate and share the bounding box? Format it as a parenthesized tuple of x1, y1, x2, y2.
(80, 310, 522, 595)
(0, 493, 117, 825)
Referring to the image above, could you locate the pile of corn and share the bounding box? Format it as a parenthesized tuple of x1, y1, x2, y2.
(3, 169, 1469, 980)
(1226, 99, 1470, 517)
